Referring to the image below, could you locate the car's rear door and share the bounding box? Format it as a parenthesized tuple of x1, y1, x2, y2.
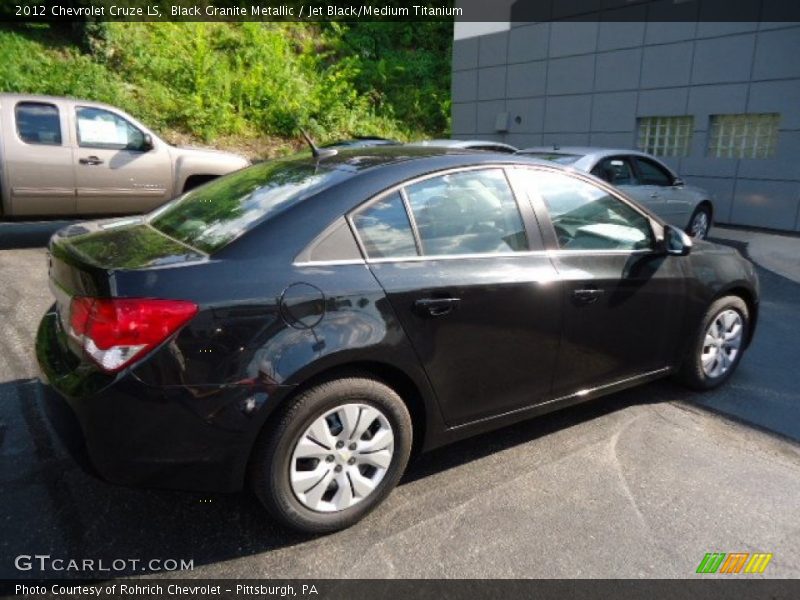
(3, 98, 76, 216)
(350, 167, 562, 426)
(510, 166, 686, 397)
(71, 103, 172, 214)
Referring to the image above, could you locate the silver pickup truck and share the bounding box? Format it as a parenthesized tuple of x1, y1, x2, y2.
(0, 93, 250, 217)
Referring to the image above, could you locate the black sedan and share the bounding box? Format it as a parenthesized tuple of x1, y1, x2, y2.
(36, 147, 759, 533)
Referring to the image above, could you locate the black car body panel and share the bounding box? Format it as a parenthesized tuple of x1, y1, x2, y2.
(36, 147, 759, 492)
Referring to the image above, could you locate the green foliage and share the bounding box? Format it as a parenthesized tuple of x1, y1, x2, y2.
(0, 22, 452, 148)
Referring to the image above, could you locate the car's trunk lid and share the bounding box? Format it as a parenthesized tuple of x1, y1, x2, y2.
(48, 217, 205, 333)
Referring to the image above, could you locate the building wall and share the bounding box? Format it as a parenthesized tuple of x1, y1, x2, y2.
(451, 22, 800, 231)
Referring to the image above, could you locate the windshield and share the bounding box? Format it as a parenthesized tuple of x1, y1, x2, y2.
(522, 152, 582, 165)
(150, 157, 347, 253)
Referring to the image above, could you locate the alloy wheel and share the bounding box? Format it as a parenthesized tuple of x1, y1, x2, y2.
(690, 210, 710, 239)
(289, 403, 395, 512)
(701, 309, 743, 378)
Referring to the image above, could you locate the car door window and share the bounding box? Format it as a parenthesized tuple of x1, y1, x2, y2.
(404, 169, 528, 256)
(590, 157, 638, 186)
(633, 157, 673, 186)
(523, 170, 654, 251)
(75, 106, 146, 151)
(15, 102, 62, 145)
(352, 192, 418, 259)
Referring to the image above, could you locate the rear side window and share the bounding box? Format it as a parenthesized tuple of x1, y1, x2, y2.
(15, 102, 62, 145)
(405, 169, 528, 256)
(352, 192, 418, 259)
(150, 158, 347, 254)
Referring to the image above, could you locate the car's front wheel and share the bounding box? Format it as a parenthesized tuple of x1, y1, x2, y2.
(250, 375, 412, 533)
(678, 295, 749, 390)
(687, 204, 712, 239)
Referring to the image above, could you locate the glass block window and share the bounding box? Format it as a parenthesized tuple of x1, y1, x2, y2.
(636, 116, 694, 157)
(708, 113, 780, 159)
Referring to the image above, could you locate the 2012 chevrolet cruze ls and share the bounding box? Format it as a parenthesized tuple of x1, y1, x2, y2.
(37, 147, 759, 533)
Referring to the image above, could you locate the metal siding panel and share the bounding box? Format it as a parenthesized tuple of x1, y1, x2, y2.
(546, 55, 596, 95)
(591, 91, 638, 132)
(691, 35, 756, 85)
(595, 48, 642, 91)
(732, 179, 800, 230)
(641, 42, 694, 88)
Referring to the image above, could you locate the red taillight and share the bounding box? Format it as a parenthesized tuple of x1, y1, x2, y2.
(68, 297, 198, 372)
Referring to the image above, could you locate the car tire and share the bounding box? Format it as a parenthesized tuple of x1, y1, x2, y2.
(677, 295, 749, 391)
(250, 374, 412, 533)
(686, 204, 712, 239)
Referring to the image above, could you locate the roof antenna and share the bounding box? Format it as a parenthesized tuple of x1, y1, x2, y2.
(301, 130, 337, 159)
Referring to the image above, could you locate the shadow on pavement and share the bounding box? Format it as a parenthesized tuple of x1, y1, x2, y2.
(0, 221, 76, 250)
(2, 375, 661, 579)
(698, 239, 800, 443)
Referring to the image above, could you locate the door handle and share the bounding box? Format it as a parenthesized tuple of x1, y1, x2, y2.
(79, 156, 104, 166)
(650, 191, 659, 198)
(414, 297, 461, 317)
(572, 288, 604, 305)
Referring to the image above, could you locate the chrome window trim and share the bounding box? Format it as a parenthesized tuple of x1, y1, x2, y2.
(294, 258, 367, 268)
(294, 163, 662, 266)
(347, 164, 533, 263)
(294, 247, 652, 267)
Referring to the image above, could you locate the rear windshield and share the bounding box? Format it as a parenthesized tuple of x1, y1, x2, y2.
(523, 152, 582, 165)
(149, 157, 346, 253)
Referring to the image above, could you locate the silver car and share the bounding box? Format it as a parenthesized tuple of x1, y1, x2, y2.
(517, 147, 714, 239)
(410, 139, 519, 153)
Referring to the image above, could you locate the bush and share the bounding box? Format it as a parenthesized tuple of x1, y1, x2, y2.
(0, 22, 452, 148)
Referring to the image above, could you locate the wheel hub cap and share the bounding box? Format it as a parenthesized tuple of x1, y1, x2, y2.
(691, 212, 709, 238)
(701, 309, 743, 378)
(289, 403, 394, 513)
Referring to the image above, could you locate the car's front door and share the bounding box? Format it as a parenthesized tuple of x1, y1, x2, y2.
(591, 155, 669, 218)
(631, 156, 691, 226)
(350, 168, 562, 426)
(72, 105, 172, 214)
(511, 167, 686, 397)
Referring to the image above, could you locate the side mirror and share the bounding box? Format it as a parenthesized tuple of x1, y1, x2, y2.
(142, 134, 154, 151)
(673, 177, 684, 187)
(663, 224, 692, 256)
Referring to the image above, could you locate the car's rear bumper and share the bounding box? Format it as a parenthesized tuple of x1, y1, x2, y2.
(35, 308, 284, 493)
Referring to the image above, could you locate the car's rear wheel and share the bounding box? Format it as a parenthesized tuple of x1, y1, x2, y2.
(678, 295, 749, 390)
(687, 204, 711, 239)
(250, 375, 412, 533)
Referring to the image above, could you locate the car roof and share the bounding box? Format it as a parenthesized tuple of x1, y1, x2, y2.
(410, 139, 518, 151)
(0, 92, 122, 113)
(300, 145, 548, 175)
(517, 146, 653, 160)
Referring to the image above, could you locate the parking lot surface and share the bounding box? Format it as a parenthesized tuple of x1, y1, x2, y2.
(1, 221, 799, 579)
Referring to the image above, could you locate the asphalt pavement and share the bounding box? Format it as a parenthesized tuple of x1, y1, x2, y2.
(1, 221, 798, 579)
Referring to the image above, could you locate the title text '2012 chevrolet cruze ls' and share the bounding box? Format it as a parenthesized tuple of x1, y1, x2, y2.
(37, 147, 759, 533)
